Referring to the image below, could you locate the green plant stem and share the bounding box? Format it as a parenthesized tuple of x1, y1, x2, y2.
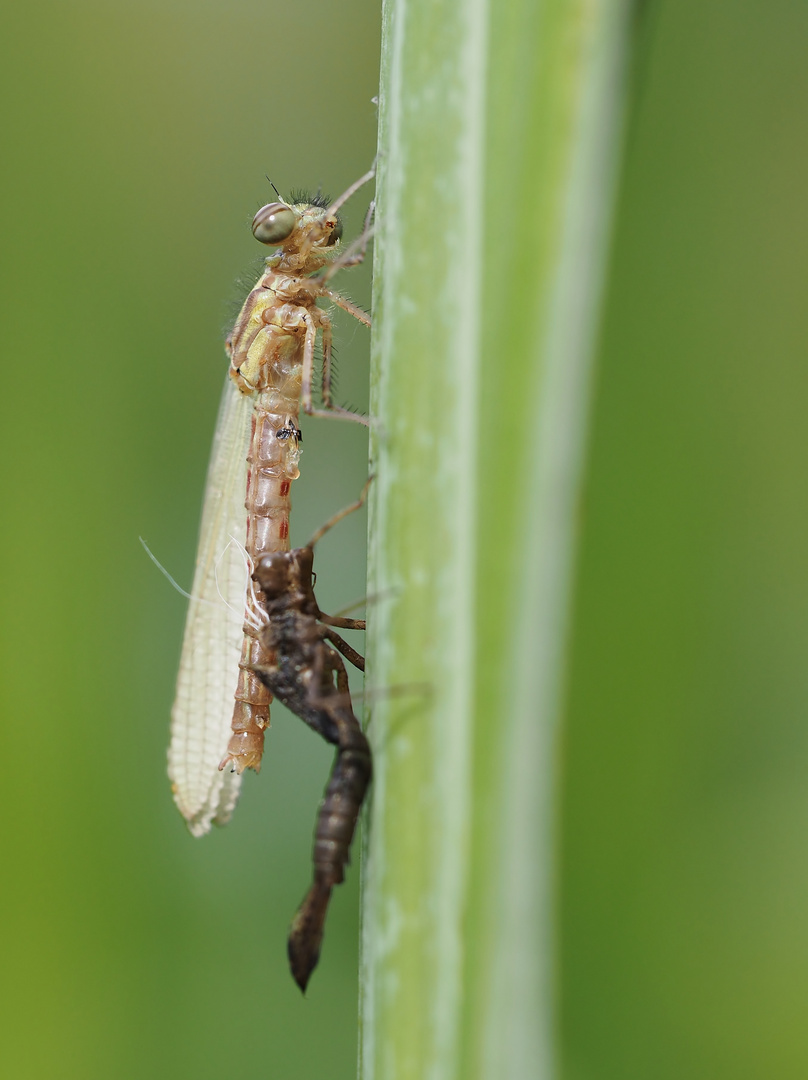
(360, 2, 638, 1077)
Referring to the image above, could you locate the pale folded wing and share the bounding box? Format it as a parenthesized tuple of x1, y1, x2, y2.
(168, 376, 253, 836)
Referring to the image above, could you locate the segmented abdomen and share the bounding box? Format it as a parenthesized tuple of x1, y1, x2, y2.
(222, 396, 301, 773)
(313, 733, 372, 885)
(219, 279, 306, 775)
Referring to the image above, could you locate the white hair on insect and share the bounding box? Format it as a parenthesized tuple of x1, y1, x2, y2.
(140, 535, 254, 621)
(218, 534, 269, 632)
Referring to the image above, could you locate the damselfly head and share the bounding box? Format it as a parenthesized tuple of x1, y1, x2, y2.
(289, 190, 342, 246)
(252, 194, 343, 253)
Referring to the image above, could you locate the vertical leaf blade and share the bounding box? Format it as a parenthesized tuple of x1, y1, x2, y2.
(362, 3, 638, 1077)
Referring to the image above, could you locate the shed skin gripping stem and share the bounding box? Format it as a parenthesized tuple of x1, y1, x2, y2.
(252, 486, 372, 992)
(168, 171, 374, 838)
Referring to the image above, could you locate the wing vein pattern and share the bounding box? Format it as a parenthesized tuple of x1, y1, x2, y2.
(168, 377, 252, 836)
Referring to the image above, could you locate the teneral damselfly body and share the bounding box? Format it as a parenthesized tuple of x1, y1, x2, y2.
(168, 172, 373, 837)
(252, 486, 371, 991)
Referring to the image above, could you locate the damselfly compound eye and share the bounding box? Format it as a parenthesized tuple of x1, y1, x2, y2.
(252, 203, 297, 245)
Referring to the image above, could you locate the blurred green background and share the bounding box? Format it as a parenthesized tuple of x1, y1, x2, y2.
(0, 1, 379, 1077)
(561, 4, 808, 1079)
(1, 1, 807, 1078)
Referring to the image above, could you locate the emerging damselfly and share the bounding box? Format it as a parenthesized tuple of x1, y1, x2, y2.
(168, 171, 374, 837)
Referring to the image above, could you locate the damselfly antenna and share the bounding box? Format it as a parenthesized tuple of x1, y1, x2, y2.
(265, 175, 284, 201)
